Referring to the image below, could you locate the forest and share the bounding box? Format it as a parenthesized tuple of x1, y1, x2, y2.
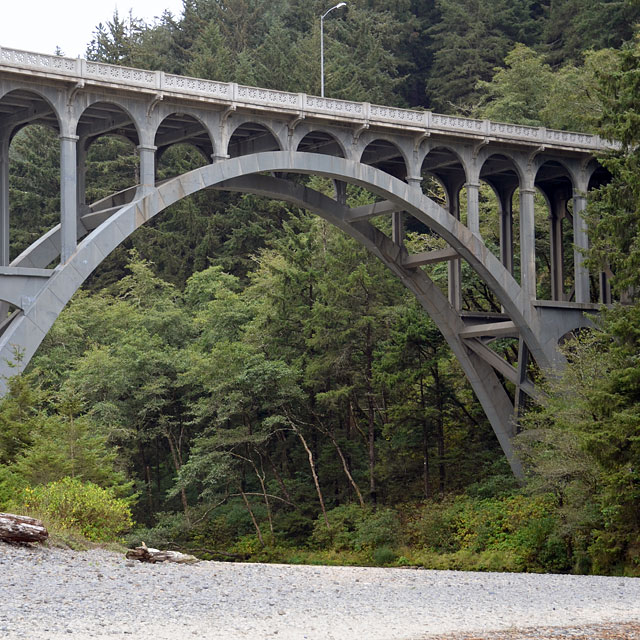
(1, 0, 639, 575)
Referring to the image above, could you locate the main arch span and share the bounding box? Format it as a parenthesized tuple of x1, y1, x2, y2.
(0, 46, 613, 477)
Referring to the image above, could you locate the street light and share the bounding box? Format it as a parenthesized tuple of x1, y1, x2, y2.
(320, 2, 346, 98)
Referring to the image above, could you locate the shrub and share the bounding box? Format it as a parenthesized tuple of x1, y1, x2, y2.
(20, 477, 134, 542)
(311, 503, 366, 550)
(373, 546, 398, 565)
(126, 511, 191, 549)
(353, 508, 401, 551)
(406, 499, 462, 553)
(311, 504, 402, 553)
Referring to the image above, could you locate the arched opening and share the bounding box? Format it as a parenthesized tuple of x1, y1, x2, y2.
(228, 122, 281, 158)
(360, 139, 407, 180)
(77, 102, 140, 215)
(535, 161, 575, 302)
(155, 113, 213, 182)
(0, 152, 564, 485)
(297, 131, 345, 158)
(479, 154, 520, 280)
(1, 90, 60, 268)
(418, 147, 467, 309)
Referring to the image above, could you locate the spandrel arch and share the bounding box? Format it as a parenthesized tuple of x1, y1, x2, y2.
(227, 120, 284, 158)
(155, 112, 215, 165)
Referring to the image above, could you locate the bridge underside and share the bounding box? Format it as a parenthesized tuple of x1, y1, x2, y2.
(0, 58, 612, 478)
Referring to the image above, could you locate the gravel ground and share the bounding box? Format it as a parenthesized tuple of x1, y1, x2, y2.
(0, 542, 639, 640)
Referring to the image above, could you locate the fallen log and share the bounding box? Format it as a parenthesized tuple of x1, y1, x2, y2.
(126, 542, 199, 564)
(0, 512, 48, 543)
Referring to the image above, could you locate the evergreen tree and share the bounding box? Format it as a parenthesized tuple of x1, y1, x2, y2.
(585, 35, 640, 296)
(426, 0, 545, 111)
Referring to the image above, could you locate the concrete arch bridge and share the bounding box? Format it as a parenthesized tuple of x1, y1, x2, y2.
(0, 46, 614, 477)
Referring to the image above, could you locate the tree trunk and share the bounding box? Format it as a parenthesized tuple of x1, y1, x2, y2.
(165, 428, 190, 525)
(433, 365, 446, 499)
(265, 451, 293, 504)
(321, 424, 365, 508)
(290, 420, 330, 531)
(365, 325, 377, 505)
(419, 375, 431, 500)
(240, 489, 265, 546)
(0, 513, 48, 543)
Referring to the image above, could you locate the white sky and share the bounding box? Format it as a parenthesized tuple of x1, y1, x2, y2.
(1, 0, 185, 59)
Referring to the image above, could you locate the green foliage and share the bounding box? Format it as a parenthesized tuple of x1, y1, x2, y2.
(0, 372, 42, 465)
(311, 504, 401, 552)
(518, 304, 640, 574)
(14, 477, 133, 542)
(478, 44, 619, 132)
(426, 0, 544, 111)
(407, 493, 568, 572)
(478, 44, 553, 126)
(585, 35, 640, 296)
(543, 0, 640, 66)
(4, 0, 640, 577)
(372, 546, 398, 565)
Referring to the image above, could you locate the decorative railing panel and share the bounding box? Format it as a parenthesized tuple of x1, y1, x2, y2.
(370, 104, 425, 125)
(0, 47, 77, 74)
(83, 61, 156, 88)
(164, 73, 231, 99)
(237, 85, 299, 108)
(304, 95, 365, 117)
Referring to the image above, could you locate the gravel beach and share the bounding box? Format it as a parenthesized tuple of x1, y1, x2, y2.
(1, 542, 638, 640)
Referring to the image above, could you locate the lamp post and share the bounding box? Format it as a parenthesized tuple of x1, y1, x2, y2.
(320, 2, 346, 98)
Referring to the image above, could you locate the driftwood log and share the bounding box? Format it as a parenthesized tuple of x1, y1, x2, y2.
(0, 513, 48, 543)
(126, 542, 199, 564)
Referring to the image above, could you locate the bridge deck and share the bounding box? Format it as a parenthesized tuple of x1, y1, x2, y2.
(0, 45, 611, 154)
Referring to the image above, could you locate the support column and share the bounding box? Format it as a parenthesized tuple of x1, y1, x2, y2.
(394, 176, 421, 247)
(514, 337, 531, 422)
(465, 181, 480, 235)
(599, 271, 612, 305)
(445, 183, 462, 311)
(573, 191, 590, 304)
(138, 145, 157, 193)
(519, 186, 537, 300)
(60, 135, 79, 264)
(333, 179, 347, 206)
(77, 139, 88, 214)
(392, 211, 403, 246)
(0, 133, 9, 267)
(549, 191, 566, 302)
(497, 187, 514, 275)
(0, 133, 9, 321)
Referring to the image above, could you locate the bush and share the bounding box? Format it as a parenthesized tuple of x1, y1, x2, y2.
(311, 503, 365, 550)
(311, 504, 402, 552)
(353, 508, 401, 551)
(406, 499, 461, 553)
(126, 511, 191, 549)
(19, 477, 134, 542)
(373, 546, 398, 565)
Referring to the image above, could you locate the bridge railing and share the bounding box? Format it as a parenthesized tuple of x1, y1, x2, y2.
(0, 45, 609, 151)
